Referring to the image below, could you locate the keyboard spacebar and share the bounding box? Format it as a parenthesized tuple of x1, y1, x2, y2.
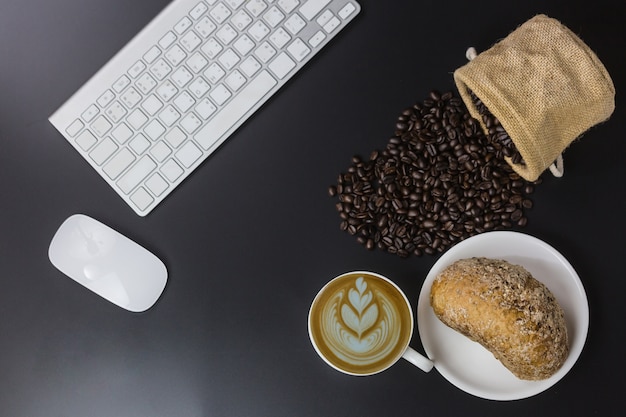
(195, 70, 277, 151)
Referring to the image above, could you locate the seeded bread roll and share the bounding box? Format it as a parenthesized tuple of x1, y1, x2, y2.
(430, 257, 568, 380)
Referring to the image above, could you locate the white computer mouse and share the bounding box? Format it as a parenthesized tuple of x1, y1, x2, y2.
(48, 214, 167, 312)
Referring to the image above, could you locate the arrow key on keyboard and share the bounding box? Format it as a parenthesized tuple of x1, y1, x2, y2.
(130, 187, 154, 212)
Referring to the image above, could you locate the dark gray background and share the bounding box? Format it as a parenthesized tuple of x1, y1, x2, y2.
(1, 0, 624, 416)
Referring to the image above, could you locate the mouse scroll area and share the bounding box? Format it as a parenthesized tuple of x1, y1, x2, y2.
(49, 214, 167, 312)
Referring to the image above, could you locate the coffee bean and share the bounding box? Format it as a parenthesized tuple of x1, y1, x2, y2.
(469, 91, 526, 166)
(330, 90, 540, 257)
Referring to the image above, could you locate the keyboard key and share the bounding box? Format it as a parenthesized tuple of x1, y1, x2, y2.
(323, 16, 341, 33)
(150, 58, 172, 80)
(233, 34, 255, 55)
(158, 31, 177, 49)
(195, 16, 217, 37)
(111, 123, 133, 144)
(136, 73, 158, 94)
(195, 98, 217, 119)
(75, 130, 97, 151)
(173, 91, 196, 112)
(156, 80, 179, 101)
(338, 2, 357, 19)
(269, 27, 291, 48)
(316, 10, 333, 26)
(129, 133, 151, 154)
(127, 108, 149, 129)
(164, 126, 187, 148)
(165, 44, 187, 66)
(231, 10, 253, 30)
(171, 66, 194, 87)
(158, 105, 181, 126)
(117, 155, 157, 194)
(210, 84, 232, 105)
(89, 137, 119, 165)
(103, 148, 135, 180)
(300, 0, 331, 20)
(255, 41, 276, 63)
(105, 101, 127, 123)
(201, 37, 223, 58)
(181, 30, 202, 52)
(91, 115, 113, 137)
(188, 76, 211, 97)
(130, 187, 154, 211)
(66, 119, 84, 137)
(226, 0, 245, 8)
(284, 14, 306, 35)
(248, 20, 270, 41)
(81, 105, 99, 122)
(308, 30, 326, 47)
(174, 16, 193, 34)
(268, 52, 296, 79)
(246, 0, 268, 17)
(180, 113, 203, 133)
(287, 38, 311, 61)
(113, 75, 131, 93)
(97, 90, 115, 108)
(146, 173, 169, 196)
(210, 3, 231, 24)
(216, 24, 238, 44)
(141, 94, 164, 116)
(204, 63, 226, 83)
(225, 70, 246, 91)
(278, 0, 300, 13)
(195, 70, 277, 151)
(187, 52, 209, 72)
(143, 46, 162, 64)
(240, 56, 261, 77)
(160, 158, 184, 182)
(190, 2, 209, 19)
(145, 119, 166, 140)
(175, 141, 203, 168)
(263, 6, 285, 27)
(120, 86, 142, 108)
(218, 48, 240, 70)
(150, 141, 172, 162)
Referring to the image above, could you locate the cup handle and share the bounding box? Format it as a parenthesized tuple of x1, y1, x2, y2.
(402, 346, 434, 372)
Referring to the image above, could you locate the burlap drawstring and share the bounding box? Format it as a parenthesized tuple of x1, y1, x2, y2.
(454, 15, 615, 182)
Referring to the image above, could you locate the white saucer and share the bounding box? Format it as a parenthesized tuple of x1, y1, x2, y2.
(417, 231, 589, 401)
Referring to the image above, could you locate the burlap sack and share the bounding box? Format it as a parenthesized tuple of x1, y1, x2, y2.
(454, 14, 615, 181)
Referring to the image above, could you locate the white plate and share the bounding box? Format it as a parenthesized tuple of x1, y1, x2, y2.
(417, 231, 589, 401)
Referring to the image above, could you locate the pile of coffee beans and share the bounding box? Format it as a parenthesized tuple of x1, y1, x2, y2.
(328, 91, 539, 257)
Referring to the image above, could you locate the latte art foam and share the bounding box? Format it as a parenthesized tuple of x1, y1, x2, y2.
(309, 273, 413, 375)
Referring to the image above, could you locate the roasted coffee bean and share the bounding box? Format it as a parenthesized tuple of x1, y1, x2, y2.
(330, 90, 540, 257)
(469, 90, 525, 166)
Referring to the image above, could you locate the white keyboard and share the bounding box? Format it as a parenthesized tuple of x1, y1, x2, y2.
(50, 0, 360, 216)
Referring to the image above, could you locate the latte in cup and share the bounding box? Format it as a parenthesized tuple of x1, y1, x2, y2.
(308, 271, 414, 375)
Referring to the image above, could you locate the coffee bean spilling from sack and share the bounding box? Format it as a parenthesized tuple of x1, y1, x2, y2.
(469, 91, 526, 166)
(329, 91, 539, 257)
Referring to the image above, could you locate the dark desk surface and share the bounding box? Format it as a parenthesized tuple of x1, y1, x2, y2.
(1, 1, 624, 415)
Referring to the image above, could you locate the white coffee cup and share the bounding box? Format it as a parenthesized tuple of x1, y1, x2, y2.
(308, 271, 434, 376)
